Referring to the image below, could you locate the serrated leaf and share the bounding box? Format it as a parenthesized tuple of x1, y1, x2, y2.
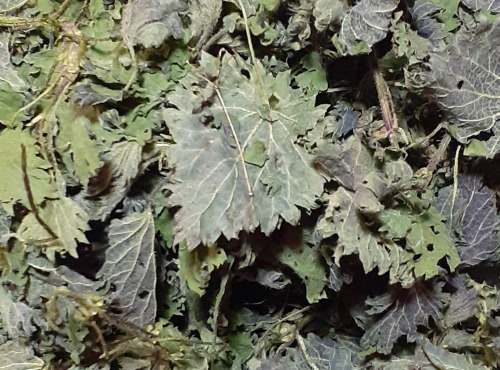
(277, 243, 327, 304)
(406, 206, 460, 279)
(18, 197, 90, 260)
(0, 82, 27, 128)
(121, 0, 187, 49)
(295, 52, 328, 94)
(430, 20, 500, 156)
(0, 340, 45, 370)
(318, 187, 391, 275)
(379, 209, 412, 239)
(178, 242, 227, 296)
(409, 0, 444, 45)
(0, 129, 56, 206)
(361, 281, 448, 354)
(82, 140, 142, 221)
(56, 103, 101, 187)
(339, 0, 398, 55)
(166, 53, 326, 248)
(259, 334, 363, 370)
(313, 0, 345, 33)
(462, 0, 500, 12)
(97, 208, 156, 327)
(435, 174, 500, 265)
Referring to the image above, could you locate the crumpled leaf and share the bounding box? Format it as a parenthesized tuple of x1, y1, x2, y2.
(409, 0, 444, 46)
(406, 206, 460, 279)
(435, 173, 500, 265)
(56, 102, 101, 187)
(337, 0, 398, 55)
(444, 274, 479, 327)
(0, 33, 26, 93)
(97, 208, 156, 327)
(0, 204, 11, 244)
(121, 0, 187, 49)
(0, 129, 56, 206)
(277, 241, 327, 304)
(430, 20, 500, 156)
(81, 140, 143, 221)
(165, 53, 326, 249)
(0, 286, 35, 339)
(422, 338, 487, 370)
(313, 0, 345, 33)
(178, 242, 227, 296)
(18, 197, 90, 260)
(318, 187, 391, 275)
(462, 0, 500, 12)
(258, 333, 363, 370)
(361, 281, 448, 354)
(0, 340, 45, 370)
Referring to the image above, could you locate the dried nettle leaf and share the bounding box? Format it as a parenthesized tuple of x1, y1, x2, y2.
(430, 20, 500, 157)
(97, 208, 157, 327)
(336, 0, 398, 55)
(165, 53, 326, 249)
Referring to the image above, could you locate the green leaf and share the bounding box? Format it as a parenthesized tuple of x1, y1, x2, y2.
(430, 20, 500, 157)
(277, 242, 327, 304)
(295, 52, 328, 94)
(317, 187, 391, 275)
(166, 53, 326, 248)
(18, 197, 90, 260)
(379, 209, 412, 239)
(406, 206, 460, 279)
(97, 208, 157, 327)
(339, 0, 398, 55)
(56, 103, 101, 187)
(178, 242, 227, 296)
(0, 82, 27, 127)
(0, 129, 56, 206)
(121, 0, 187, 49)
(0, 33, 27, 93)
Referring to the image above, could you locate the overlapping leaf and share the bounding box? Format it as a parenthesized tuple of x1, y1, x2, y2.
(259, 334, 363, 370)
(430, 20, 500, 156)
(462, 0, 500, 12)
(97, 208, 156, 327)
(0, 129, 56, 206)
(361, 281, 448, 354)
(165, 53, 326, 249)
(338, 0, 398, 55)
(435, 173, 500, 265)
(121, 0, 187, 49)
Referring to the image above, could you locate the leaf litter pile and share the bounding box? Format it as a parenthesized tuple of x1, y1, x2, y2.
(1, 0, 500, 368)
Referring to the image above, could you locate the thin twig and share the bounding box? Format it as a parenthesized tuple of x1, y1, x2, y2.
(201, 76, 254, 197)
(450, 144, 462, 224)
(406, 122, 444, 150)
(370, 52, 398, 132)
(20, 144, 58, 240)
(297, 334, 320, 370)
(236, 0, 257, 67)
